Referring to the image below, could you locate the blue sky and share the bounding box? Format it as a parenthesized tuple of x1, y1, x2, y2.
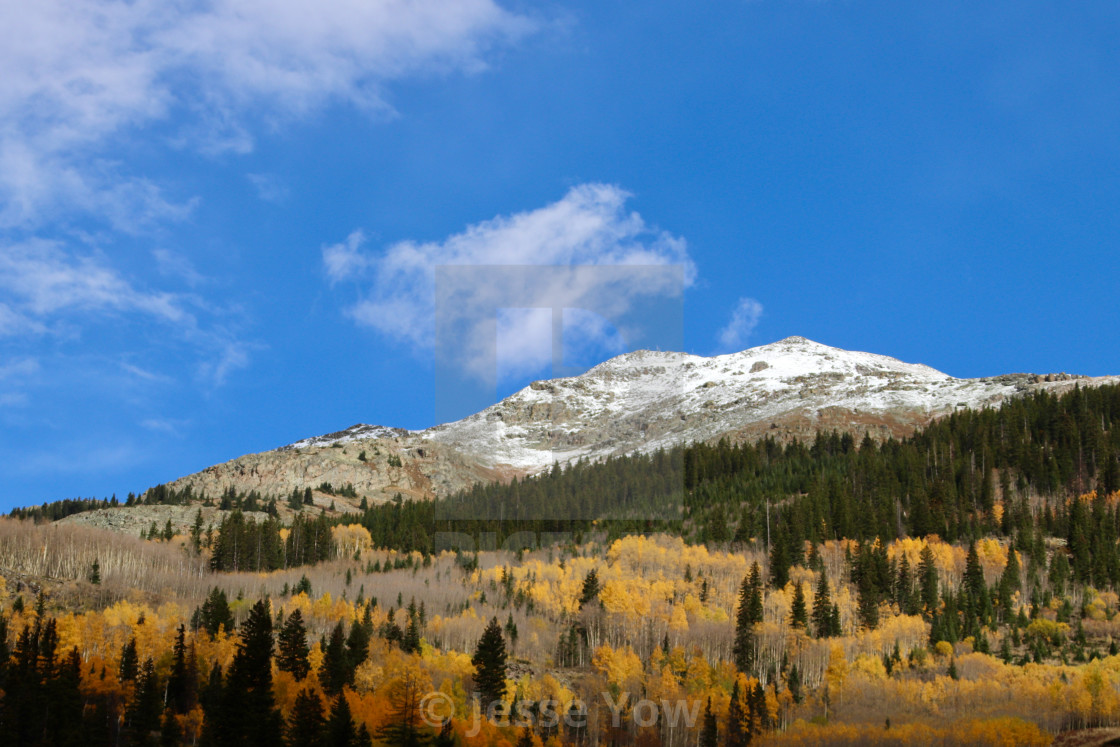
(2, 0, 1119, 509)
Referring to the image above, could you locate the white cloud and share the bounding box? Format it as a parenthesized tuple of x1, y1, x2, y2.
(0, 238, 186, 322)
(0, 0, 534, 227)
(323, 230, 373, 284)
(247, 173, 290, 204)
(718, 297, 764, 351)
(326, 183, 694, 380)
(0, 239, 254, 387)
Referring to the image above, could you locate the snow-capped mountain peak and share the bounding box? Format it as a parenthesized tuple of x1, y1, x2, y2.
(163, 338, 1117, 504)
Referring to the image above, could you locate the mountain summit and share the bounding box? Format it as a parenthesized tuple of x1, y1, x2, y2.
(159, 337, 1117, 506)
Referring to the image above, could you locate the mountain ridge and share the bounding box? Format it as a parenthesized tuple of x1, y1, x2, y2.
(138, 337, 1117, 511)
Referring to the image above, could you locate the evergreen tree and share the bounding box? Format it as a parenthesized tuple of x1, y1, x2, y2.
(919, 544, 939, 615)
(202, 599, 283, 746)
(790, 581, 808, 629)
(699, 697, 718, 747)
(733, 566, 762, 673)
(166, 624, 198, 714)
(345, 618, 371, 680)
(812, 568, 833, 638)
(125, 658, 163, 744)
(788, 663, 803, 703)
(857, 563, 880, 630)
(751, 680, 771, 734)
(320, 621, 349, 696)
(119, 636, 139, 681)
(998, 548, 1021, 621)
(472, 617, 508, 710)
(578, 569, 601, 609)
(325, 692, 362, 747)
(277, 609, 311, 681)
(726, 678, 748, 747)
(286, 688, 325, 747)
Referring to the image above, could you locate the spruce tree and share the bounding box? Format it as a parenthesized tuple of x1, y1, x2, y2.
(919, 544, 939, 615)
(790, 581, 808, 629)
(166, 624, 198, 714)
(578, 569, 601, 609)
(286, 688, 325, 747)
(125, 658, 163, 743)
(278, 609, 311, 681)
(320, 621, 349, 696)
(203, 599, 282, 746)
(699, 697, 718, 747)
(119, 637, 139, 682)
(857, 565, 880, 630)
(726, 678, 747, 747)
(811, 568, 833, 638)
(345, 618, 371, 680)
(733, 569, 760, 673)
(472, 617, 508, 709)
(325, 692, 360, 747)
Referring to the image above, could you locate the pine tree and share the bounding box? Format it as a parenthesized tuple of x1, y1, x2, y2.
(166, 624, 198, 714)
(733, 569, 760, 673)
(790, 581, 808, 629)
(472, 617, 508, 709)
(278, 609, 311, 681)
(812, 568, 833, 638)
(119, 637, 139, 682)
(125, 658, 163, 743)
(699, 697, 718, 747)
(998, 548, 1021, 621)
(320, 621, 349, 696)
(788, 662, 803, 703)
(88, 558, 101, 585)
(286, 688, 326, 747)
(325, 692, 360, 747)
(857, 563, 880, 630)
(726, 678, 748, 747)
(751, 680, 771, 734)
(202, 599, 282, 746)
(578, 569, 601, 609)
(919, 544, 939, 615)
(345, 618, 371, 680)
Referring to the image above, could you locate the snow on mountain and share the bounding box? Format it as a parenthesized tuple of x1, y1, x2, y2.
(165, 337, 1118, 503)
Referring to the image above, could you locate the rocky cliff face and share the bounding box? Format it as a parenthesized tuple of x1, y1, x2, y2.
(151, 337, 1119, 505)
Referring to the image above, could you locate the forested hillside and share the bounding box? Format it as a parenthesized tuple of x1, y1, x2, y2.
(4, 384, 1120, 745)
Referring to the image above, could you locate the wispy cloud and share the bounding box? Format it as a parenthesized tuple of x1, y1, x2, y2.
(0, 0, 534, 228)
(0, 238, 255, 387)
(717, 297, 764, 352)
(246, 173, 290, 204)
(0, 238, 185, 322)
(325, 183, 694, 380)
(152, 248, 207, 287)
